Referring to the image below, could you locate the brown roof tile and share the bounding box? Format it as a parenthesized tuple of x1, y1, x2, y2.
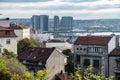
(74, 36, 111, 46)
(0, 26, 17, 37)
(110, 47, 120, 56)
(18, 47, 55, 64)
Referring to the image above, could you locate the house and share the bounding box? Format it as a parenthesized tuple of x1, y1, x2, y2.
(46, 39, 72, 51)
(0, 18, 10, 27)
(10, 24, 30, 41)
(0, 26, 17, 54)
(17, 47, 67, 80)
(109, 47, 120, 80)
(74, 35, 116, 76)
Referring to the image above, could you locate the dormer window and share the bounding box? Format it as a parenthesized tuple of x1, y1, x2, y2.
(6, 31, 10, 36)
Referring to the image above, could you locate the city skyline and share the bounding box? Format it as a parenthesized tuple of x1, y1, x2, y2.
(0, 0, 120, 19)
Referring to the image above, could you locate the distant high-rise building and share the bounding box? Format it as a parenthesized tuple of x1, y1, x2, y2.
(48, 19, 54, 32)
(31, 15, 49, 32)
(54, 16, 59, 32)
(60, 16, 73, 32)
(40, 15, 49, 32)
(31, 15, 39, 29)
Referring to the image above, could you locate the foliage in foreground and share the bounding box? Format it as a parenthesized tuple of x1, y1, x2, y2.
(0, 54, 47, 80)
(70, 65, 114, 80)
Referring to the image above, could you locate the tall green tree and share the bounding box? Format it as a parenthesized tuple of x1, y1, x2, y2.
(17, 38, 40, 54)
(62, 49, 74, 75)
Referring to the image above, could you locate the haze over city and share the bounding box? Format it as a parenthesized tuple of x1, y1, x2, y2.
(0, 0, 120, 19)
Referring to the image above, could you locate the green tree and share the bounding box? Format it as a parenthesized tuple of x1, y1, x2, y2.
(62, 49, 74, 75)
(3, 49, 16, 58)
(17, 38, 40, 54)
(70, 65, 114, 80)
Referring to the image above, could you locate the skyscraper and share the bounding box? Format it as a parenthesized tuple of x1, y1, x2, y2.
(31, 15, 49, 32)
(54, 16, 59, 32)
(31, 15, 39, 30)
(60, 16, 73, 32)
(40, 15, 49, 32)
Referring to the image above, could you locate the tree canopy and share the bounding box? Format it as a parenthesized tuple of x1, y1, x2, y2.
(62, 49, 74, 75)
(17, 38, 40, 54)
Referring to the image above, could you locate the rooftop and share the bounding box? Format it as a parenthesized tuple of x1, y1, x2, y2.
(18, 47, 55, 64)
(10, 24, 29, 29)
(109, 47, 120, 56)
(0, 26, 17, 37)
(74, 36, 111, 46)
(47, 39, 65, 43)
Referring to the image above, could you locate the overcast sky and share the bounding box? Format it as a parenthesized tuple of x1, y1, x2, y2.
(0, 0, 120, 19)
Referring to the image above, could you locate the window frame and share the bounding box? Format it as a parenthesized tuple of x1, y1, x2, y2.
(6, 39, 10, 44)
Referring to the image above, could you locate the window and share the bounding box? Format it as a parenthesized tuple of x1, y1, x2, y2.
(76, 48, 79, 50)
(76, 55, 80, 63)
(84, 48, 86, 51)
(80, 48, 82, 50)
(93, 60, 99, 68)
(83, 59, 90, 67)
(6, 39, 10, 44)
(117, 62, 120, 68)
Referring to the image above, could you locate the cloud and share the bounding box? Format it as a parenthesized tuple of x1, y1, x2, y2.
(0, 0, 120, 19)
(0, 0, 53, 2)
(60, 0, 100, 3)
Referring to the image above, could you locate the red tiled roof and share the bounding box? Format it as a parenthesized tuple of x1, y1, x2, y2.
(18, 47, 55, 64)
(0, 26, 17, 37)
(109, 47, 120, 56)
(0, 26, 10, 30)
(74, 36, 111, 46)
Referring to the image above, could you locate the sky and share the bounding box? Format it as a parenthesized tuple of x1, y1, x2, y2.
(0, 0, 120, 19)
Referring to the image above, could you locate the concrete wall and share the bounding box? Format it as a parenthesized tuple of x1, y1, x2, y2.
(46, 42, 72, 50)
(0, 37, 17, 54)
(109, 56, 118, 80)
(46, 49, 66, 80)
(0, 20, 10, 27)
(14, 28, 30, 41)
(108, 36, 116, 53)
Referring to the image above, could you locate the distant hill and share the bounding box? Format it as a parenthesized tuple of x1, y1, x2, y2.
(10, 18, 32, 28)
(74, 19, 120, 32)
(10, 18, 120, 32)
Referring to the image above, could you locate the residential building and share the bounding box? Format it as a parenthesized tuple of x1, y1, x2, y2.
(46, 39, 72, 51)
(0, 26, 17, 54)
(0, 18, 10, 27)
(74, 35, 116, 76)
(109, 47, 120, 80)
(31, 15, 49, 32)
(10, 24, 30, 41)
(17, 47, 67, 80)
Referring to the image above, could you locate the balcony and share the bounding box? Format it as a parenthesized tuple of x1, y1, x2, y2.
(114, 67, 120, 73)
